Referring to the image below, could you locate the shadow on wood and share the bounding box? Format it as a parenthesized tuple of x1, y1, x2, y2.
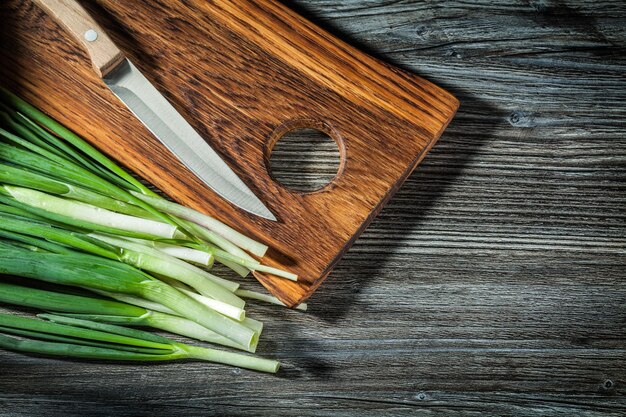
(279, 7, 497, 322)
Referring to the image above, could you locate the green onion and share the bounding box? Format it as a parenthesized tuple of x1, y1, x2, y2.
(0, 163, 71, 195)
(0, 163, 157, 219)
(13, 112, 137, 190)
(0, 212, 118, 258)
(236, 289, 308, 311)
(0, 212, 242, 312)
(0, 274, 257, 351)
(199, 243, 297, 281)
(0, 313, 174, 351)
(0, 313, 278, 372)
(0, 229, 75, 254)
(0, 142, 176, 229)
(0, 245, 257, 349)
(89, 233, 243, 305)
(58, 312, 255, 352)
(0, 281, 145, 315)
(0, 326, 168, 354)
(0, 125, 75, 168)
(167, 240, 297, 281)
(130, 191, 268, 257)
(124, 237, 214, 267)
(87, 289, 261, 342)
(89, 290, 179, 314)
(0, 87, 151, 196)
(3, 186, 178, 239)
(179, 220, 252, 276)
(181, 219, 257, 263)
(0, 88, 305, 372)
(157, 276, 245, 321)
(0, 194, 166, 241)
(0, 214, 241, 310)
(0, 333, 184, 361)
(0, 106, 67, 159)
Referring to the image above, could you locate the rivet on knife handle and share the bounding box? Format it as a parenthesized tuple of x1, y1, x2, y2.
(33, 0, 277, 221)
(33, 0, 124, 78)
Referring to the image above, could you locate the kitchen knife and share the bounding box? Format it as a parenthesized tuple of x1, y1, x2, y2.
(33, 0, 277, 221)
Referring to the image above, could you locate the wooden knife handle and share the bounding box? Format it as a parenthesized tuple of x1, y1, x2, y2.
(33, 0, 124, 78)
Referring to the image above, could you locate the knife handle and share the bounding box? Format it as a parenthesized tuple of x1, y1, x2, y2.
(33, 0, 124, 78)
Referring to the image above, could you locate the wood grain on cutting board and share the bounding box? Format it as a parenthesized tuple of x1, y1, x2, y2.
(0, 0, 458, 306)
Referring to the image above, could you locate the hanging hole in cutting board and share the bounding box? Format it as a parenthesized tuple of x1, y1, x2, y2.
(268, 127, 342, 193)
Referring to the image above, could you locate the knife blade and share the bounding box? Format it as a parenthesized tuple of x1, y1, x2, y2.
(33, 0, 276, 221)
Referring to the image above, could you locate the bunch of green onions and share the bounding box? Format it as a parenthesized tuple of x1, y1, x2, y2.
(0, 87, 304, 372)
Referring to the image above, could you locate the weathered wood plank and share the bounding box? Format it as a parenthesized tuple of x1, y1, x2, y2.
(0, 0, 625, 415)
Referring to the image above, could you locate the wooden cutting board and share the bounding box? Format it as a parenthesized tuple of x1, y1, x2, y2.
(0, 0, 459, 307)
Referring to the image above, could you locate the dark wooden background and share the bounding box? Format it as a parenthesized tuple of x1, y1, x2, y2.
(1, 0, 625, 415)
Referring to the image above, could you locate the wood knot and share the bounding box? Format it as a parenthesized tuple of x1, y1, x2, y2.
(602, 379, 615, 392)
(415, 26, 431, 40)
(508, 111, 536, 128)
